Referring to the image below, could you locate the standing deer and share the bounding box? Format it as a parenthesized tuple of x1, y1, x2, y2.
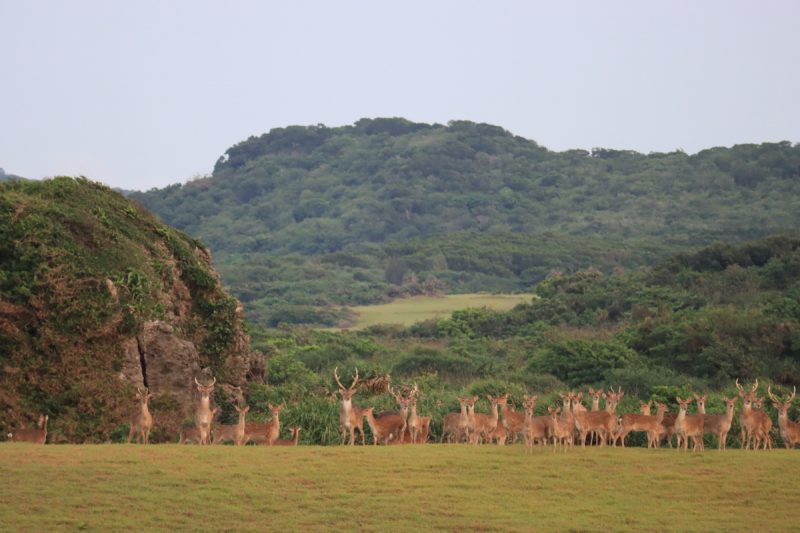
(441, 397, 471, 443)
(616, 402, 668, 448)
(194, 376, 216, 445)
(180, 407, 219, 444)
(768, 386, 800, 449)
(674, 396, 704, 451)
(417, 416, 431, 444)
(572, 392, 615, 447)
(736, 378, 771, 449)
(548, 406, 573, 452)
(128, 386, 154, 444)
(499, 394, 526, 444)
(405, 384, 422, 444)
(700, 396, 737, 450)
(212, 405, 250, 445)
(523, 395, 549, 451)
(470, 395, 503, 445)
(8, 414, 49, 444)
(362, 407, 405, 445)
(334, 367, 365, 445)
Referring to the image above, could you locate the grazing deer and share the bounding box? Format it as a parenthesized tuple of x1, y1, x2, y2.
(417, 416, 431, 444)
(212, 405, 250, 445)
(362, 407, 405, 445)
(8, 414, 49, 444)
(548, 406, 573, 452)
(273, 427, 302, 446)
(674, 396, 704, 451)
(768, 386, 800, 449)
(500, 394, 526, 444)
(194, 376, 216, 445)
(180, 407, 219, 444)
(700, 396, 737, 450)
(334, 367, 365, 445)
(616, 402, 668, 448)
(128, 386, 154, 444)
(441, 397, 471, 443)
(470, 395, 503, 445)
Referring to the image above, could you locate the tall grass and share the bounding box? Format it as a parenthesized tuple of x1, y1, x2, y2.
(2, 444, 798, 532)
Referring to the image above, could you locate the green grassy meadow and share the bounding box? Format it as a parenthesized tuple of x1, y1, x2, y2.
(341, 293, 534, 329)
(2, 444, 799, 532)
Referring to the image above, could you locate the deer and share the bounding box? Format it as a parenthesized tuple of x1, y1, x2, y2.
(768, 386, 800, 449)
(418, 416, 431, 444)
(247, 403, 284, 445)
(334, 366, 365, 445)
(499, 394, 526, 444)
(212, 405, 250, 445)
(674, 396, 704, 451)
(194, 376, 216, 445)
(523, 396, 550, 452)
(736, 378, 771, 449)
(273, 427, 302, 446)
(362, 407, 406, 445)
(180, 407, 219, 444)
(548, 406, 573, 452)
(699, 396, 737, 450)
(751, 396, 773, 450)
(127, 386, 154, 444)
(571, 392, 616, 447)
(587, 387, 605, 444)
(441, 397, 471, 443)
(405, 384, 422, 444)
(8, 414, 49, 444)
(470, 395, 503, 445)
(616, 402, 668, 448)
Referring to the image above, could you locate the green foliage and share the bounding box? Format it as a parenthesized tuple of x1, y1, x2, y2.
(531, 339, 640, 387)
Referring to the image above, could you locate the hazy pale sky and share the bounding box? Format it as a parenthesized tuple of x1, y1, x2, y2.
(2, 1, 798, 191)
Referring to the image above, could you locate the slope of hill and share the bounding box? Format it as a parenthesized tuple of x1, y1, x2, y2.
(130, 118, 800, 326)
(0, 177, 259, 442)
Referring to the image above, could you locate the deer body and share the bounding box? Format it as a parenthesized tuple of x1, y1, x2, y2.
(363, 407, 405, 444)
(273, 427, 302, 446)
(8, 415, 48, 444)
(769, 386, 800, 449)
(470, 395, 502, 445)
(212, 405, 250, 445)
(617, 403, 668, 448)
(500, 395, 526, 444)
(441, 397, 470, 443)
(335, 367, 365, 445)
(675, 397, 704, 451)
(194, 377, 216, 445)
(128, 387, 154, 444)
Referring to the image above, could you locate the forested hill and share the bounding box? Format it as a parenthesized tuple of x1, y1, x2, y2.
(131, 118, 800, 326)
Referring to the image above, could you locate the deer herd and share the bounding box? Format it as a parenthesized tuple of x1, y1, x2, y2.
(6, 372, 800, 452)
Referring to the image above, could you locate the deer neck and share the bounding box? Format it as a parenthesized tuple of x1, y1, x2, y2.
(591, 398, 600, 411)
(292, 430, 300, 445)
(341, 396, 353, 416)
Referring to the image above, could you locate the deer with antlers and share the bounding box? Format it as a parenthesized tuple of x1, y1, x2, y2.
(616, 402, 669, 448)
(334, 367, 365, 445)
(194, 376, 216, 445)
(441, 396, 471, 443)
(768, 386, 800, 449)
(212, 405, 250, 445)
(674, 396, 704, 451)
(127, 386, 154, 444)
(8, 414, 49, 444)
(736, 378, 772, 450)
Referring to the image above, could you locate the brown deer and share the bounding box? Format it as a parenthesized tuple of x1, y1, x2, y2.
(736, 378, 771, 449)
(244, 403, 284, 445)
(441, 397, 471, 443)
(362, 407, 405, 445)
(470, 395, 503, 445)
(418, 416, 431, 444)
(405, 384, 422, 444)
(273, 427, 302, 446)
(768, 386, 800, 449)
(499, 394, 526, 444)
(8, 414, 49, 444)
(180, 407, 219, 444)
(572, 392, 616, 447)
(616, 402, 668, 448)
(674, 396, 704, 451)
(128, 386, 154, 444)
(212, 405, 250, 445)
(548, 406, 573, 452)
(194, 376, 216, 445)
(523, 395, 549, 451)
(334, 367, 365, 445)
(700, 396, 737, 450)
(751, 396, 773, 450)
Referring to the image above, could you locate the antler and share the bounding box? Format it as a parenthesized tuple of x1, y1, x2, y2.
(334, 366, 345, 390)
(752, 378, 758, 392)
(791, 386, 797, 402)
(767, 385, 780, 403)
(735, 378, 743, 392)
(350, 367, 359, 390)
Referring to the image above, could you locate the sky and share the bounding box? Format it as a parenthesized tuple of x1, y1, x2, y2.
(1, 1, 799, 191)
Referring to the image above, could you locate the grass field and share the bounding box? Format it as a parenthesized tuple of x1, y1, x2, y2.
(2, 444, 799, 532)
(340, 293, 534, 330)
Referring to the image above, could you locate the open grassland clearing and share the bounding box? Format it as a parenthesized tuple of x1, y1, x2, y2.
(1, 444, 799, 532)
(340, 293, 534, 330)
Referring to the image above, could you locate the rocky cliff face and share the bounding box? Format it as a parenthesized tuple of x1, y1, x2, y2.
(0, 177, 262, 442)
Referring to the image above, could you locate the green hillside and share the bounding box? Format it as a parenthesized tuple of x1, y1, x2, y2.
(131, 118, 800, 327)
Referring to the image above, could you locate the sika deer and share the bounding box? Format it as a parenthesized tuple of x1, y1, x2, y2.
(334, 367, 365, 446)
(273, 427, 302, 446)
(441, 397, 471, 443)
(768, 386, 800, 449)
(180, 407, 219, 444)
(194, 376, 216, 445)
(362, 407, 405, 445)
(674, 396, 704, 451)
(499, 394, 526, 444)
(701, 397, 736, 450)
(616, 402, 668, 448)
(8, 415, 49, 444)
(128, 386, 154, 444)
(212, 405, 250, 445)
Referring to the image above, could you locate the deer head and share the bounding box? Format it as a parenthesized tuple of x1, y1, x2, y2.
(334, 366, 359, 401)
